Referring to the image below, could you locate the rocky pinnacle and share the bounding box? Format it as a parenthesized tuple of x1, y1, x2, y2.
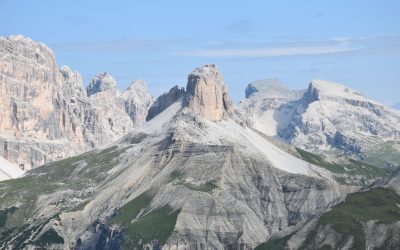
(185, 64, 234, 121)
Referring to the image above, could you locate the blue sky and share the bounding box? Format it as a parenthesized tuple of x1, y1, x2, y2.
(1, 0, 399, 104)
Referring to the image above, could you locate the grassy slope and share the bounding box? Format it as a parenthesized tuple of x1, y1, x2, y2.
(365, 140, 400, 167)
(0, 145, 131, 246)
(296, 148, 389, 185)
(255, 187, 400, 250)
(169, 170, 218, 193)
(254, 234, 292, 250)
(302, 187, 400, 250)
(108, 192, 180, 249)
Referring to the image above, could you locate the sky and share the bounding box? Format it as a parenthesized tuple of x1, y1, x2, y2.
(1, 0, 400, 105)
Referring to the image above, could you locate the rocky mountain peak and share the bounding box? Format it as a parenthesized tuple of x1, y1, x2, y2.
(245, 79, 296, 99)
(60, 65, 86, 99)
(307, 79, 366, 102)
(0, 36, 154, 170)
(122, 80, 154, 124)
(125, 79, 148, 96)
(185, 64, 234, 121)
(87, 72, 117, 96)
(1, 35, 56, 69)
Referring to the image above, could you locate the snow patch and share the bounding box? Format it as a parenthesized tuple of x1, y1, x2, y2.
(0, 156, 24, 181)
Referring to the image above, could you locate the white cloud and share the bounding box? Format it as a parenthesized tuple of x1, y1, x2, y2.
(179, 35, 400, 58)
(179, 46, 359, 58)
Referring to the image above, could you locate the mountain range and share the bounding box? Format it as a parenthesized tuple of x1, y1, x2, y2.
(0, 35, 153, 172)
(0, 36, 400, 249)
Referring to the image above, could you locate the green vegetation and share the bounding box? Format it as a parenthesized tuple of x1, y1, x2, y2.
(180, 181, 218, 193)
(109, 192, 153, 226)
(108, 192, 180, 249)
(254, 234, 292, 250)
(169, 169, 218, 193)
(320, 188, 400, 226)
(0, 145, 129, 245)
(0, 207, 17, 228)
(296, 148, 388, 185)
(122, 206, 180, 249)
(33, 228, 64, 246)
(123, 133, 148, 144)
(169, 170, 184, 181)
(365, 139, 400, 167)
(1, 213, 61, 249)
(302, 187, 400, 250)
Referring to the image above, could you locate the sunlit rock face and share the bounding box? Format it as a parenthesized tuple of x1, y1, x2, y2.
(185, 64, 233, 121)
(0, 35, 153, 170)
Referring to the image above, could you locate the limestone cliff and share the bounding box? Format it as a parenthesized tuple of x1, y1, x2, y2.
(0, 35, 153, 170)
(185, 64, 233, 121)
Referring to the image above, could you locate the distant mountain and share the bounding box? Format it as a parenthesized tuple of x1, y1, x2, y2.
(0, 35, 153, 172)
(237, 79, 400, 168)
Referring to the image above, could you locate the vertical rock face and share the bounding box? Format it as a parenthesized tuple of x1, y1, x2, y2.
(123, 80, 154, 124)
(0, 35, 153, 170)
(185, 64, 233, 121)
(146, 85, 185, 121)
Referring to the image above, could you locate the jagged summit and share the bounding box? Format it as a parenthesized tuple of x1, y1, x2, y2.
(0, 36, 153, 170)
(185, 64, 234, 121)
(87, 72, 117, 96)
(126, 79, 147, 93)
(122, 80, 154, 124)
(0, 35, 56, 69)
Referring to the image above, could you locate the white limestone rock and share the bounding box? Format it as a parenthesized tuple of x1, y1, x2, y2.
(237, 79, 400, 166)
(185, 64, 234, 121)
(0, 35, 153, 171)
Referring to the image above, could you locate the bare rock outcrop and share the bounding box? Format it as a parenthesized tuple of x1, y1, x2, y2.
(0, 35, 153, 170)
(86, 72, 117, 97)
(123, 80, 154, 124)
(185, 64, 233, 121)
(146, 85, 185, 121)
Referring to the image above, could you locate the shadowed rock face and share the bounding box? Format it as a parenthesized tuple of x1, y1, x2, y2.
(185, 64, 233, 121)
(0, 35, 153, 170)
(146, 85, 185, 121)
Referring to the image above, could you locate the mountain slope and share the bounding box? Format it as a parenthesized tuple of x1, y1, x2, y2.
(237, 79, 400, 168)
(0, 35, 153, 170)
(0, 65, 356, 249)
(255, 185, 400, 250)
